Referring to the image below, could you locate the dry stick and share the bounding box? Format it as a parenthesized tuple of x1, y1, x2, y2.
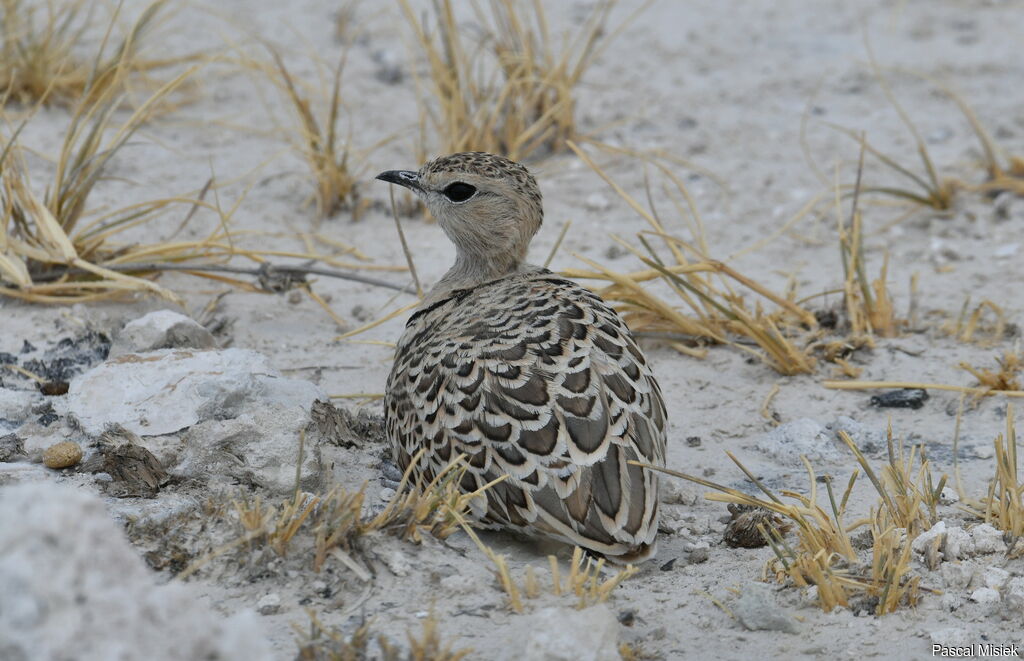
(24, 262, 415, 294)
(389, 186, 423, 298)
(823, 379, 1024, 398)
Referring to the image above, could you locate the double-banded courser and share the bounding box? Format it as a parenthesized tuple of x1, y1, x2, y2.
(378, 152, 666, 561)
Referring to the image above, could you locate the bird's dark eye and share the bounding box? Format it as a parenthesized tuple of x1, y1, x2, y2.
(442, 182, 477, 202)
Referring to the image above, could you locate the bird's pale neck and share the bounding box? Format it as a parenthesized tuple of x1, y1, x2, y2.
(422, 244, 528, 307)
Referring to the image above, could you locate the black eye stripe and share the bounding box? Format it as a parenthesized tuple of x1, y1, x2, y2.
(442, 182, 477, 202)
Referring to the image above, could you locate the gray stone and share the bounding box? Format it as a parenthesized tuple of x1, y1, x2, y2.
(939, 561, 975, 589)
(983, 567, 1010, 590)
(0, 434, 25, 462)
(756, 418, 842, 463)
(110, 310, 215, 358)
(732, 582, 798, 633)
(969, 587, 1000, 604)
(1003, 578, 1024, 617)
(68, 348, 325, 436)
(912, 521, 946, 555)
(0, 482, 273, 661)
(970, 523, 1008, 555)
(174, 404, 324, 494)
(944, 526, 974, 560)
(930, 628, 972, 647)
(256, 593, 281, 615)
(0, 388, 39, 432)
(825, 416, 885, 453)
(521, 604, 619, 661)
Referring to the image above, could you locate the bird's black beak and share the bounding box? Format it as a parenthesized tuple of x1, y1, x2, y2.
(376, 170, 423, 193)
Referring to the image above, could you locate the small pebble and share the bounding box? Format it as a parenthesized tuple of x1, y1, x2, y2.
(584, 192, 611, 212)
(969, 587, 1000, 604)
(688, 547, 709, 564)
(42, 441, 83, 469)
(257, 593, 281, 615)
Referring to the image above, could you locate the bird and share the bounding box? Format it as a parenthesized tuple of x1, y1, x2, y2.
(376, 152, 667, 562)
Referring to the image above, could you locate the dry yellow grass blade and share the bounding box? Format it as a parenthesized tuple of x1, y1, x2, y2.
(455, 512, 637, 614)
(632, 424, 944, 615)
(0, 0, 193, 109)
(824, 377, 1024, 402)
(399, 0, 646, 160)
(959, 349, 1022, 397)
(296, 609, 472, 661)
(896, 70, 1024, 198)
(262, 46, 381, 221)
(835, 141, 901, 338)
(564, 141, 817, 375)
(957, 408, 1023, 555)
(942, 298, 1006, 347)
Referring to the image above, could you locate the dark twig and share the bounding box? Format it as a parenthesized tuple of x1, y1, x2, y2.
(25, 262, 417, 294)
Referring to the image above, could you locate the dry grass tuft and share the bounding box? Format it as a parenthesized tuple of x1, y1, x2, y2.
(459, 519, 638, 614)
(821, 42, 959, 211)
(563, 142, 817, 375)
(296, 610, 471, 661)
(265, 47, 374, 221)
(959, 348, 1022, 398)
(190, 450, 503, 577)
(0, 59, 213, 303)
(959, 408, 1023, 556)
(834, 142, 902, 338)
(943, 298, 1007, 347)
(977, 410, 1024, 542)
(937, 83, 1024, 198)
(0, 0, 187, 108)
(399, 0, 644, 161)
(636, 425, 944, 614)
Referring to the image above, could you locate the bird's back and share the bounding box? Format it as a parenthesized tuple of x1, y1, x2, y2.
(385, 269, 667, 561)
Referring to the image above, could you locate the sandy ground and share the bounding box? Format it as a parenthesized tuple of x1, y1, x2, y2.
(3, 0, 1024, 659)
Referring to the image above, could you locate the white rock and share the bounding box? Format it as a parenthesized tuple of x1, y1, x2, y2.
(940, 592, 962, 611)
(68, 348, 325, 436)
(970, 523, 1008, 554)
(1003, 578, 1024, 616)
(732, 583, 799, 634)
(825, 416, 885, 453)
(380, 549, 411, 577)
(983, 567, 1010, 590)
(994, 243, 1020, 259)
(912, 521, 946, 554)
(0, 388, 39, 430)
(0, 482, 272, 661)
(756, 418, 842, 463)
(660, 480, 699, 506)
(969, 587, 1000, 604)
(939, 561, 975, 589)
(110, 310, 215, 358)
(944, 526, 974, 560)
(174, 405, 324, 494)
(521, 604, 619, 661)
(971, 444, 995, 460)
(440, 573, 477, 595)
(584, 192, 612, 212)
(930, 627, 972, 647)
(256, 593, 281, 615)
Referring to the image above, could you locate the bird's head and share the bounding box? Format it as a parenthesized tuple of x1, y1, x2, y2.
(376, 152, 543, 266)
